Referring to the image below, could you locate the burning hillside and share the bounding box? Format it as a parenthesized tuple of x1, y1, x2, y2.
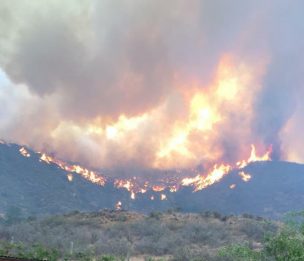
(1, 140, 304, 218)
(0, 0, 303, 176)
(17, 143, 271, 200)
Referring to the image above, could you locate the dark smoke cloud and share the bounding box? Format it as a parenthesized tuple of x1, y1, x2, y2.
(0, 0, 259, 119)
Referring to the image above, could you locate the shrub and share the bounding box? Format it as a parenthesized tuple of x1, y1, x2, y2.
(219, 211, 304, 261)
(218, 244, 261, 261)
(149, 211, 162, 220)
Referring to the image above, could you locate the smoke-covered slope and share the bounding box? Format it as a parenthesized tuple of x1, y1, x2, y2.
(1, 142, 304, 219)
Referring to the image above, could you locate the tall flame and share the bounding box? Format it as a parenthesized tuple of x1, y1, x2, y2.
(35, 55, 267, 171)
(181, 164, 232, 191)
(237, 144, 272, 169)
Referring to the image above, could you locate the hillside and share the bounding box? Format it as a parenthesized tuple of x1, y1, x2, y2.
(0, 143, 125, 216)
(1, 142, 304, 218)
(0, 210, 279, 261)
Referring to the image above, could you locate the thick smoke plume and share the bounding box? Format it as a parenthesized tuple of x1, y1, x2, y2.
(0, 0, 303, 171)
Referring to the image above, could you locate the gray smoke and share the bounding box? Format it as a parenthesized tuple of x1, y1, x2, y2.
(0, 0, 303, 168)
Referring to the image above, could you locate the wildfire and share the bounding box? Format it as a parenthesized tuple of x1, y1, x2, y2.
(114, 179, 133, 191)
(38, 153, 106, 186)
(179, 144, 271, 191)
(239, 171, 252, 182)
(114, 179, 138, 199)
(115, 201, 122, 210)
(18, 142, 271, 198)
(237, 144, 272, 169)
(67, 173, 73, 182)
(229, 184, 236, 189)
(40, 153, 53, 164)
(169, 186, 178, 193)
(19, 147, 30, 158)
(160, 194, 167, 200)
(152, 185, 166, 192)
(181, 164, 232, 191)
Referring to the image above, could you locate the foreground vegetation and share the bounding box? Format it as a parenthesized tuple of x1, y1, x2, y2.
(220, 211, 304, 260)
(1, 210, 303, 260)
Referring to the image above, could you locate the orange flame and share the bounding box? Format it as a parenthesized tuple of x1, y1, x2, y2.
(237, 144, 272, 168)
(17, 142, 271, 197)
(152, 185, 166, 192)
(39, 153, 106, 186)
(181, 164, 232, 191)
(114, 179, 137, 199)
(114, 179, 133, 191)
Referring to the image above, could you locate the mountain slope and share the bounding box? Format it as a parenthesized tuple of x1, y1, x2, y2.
(1, 142, 304, 218)
(174, 161, 304, 218)
(0, 143, 126, 216)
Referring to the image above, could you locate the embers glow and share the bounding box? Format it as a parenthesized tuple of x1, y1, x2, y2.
(114, 179, 137, 199)
(19, 147, 30, 158)
(160, 194, 167, 200)
(229, 184, 236, 189)
(40, 153, 52, 164)
(239, 171, 251, 182)
(152, 185, 166, 192)
(115, 201, 122, 210)
(67, 173, 73, 182)
(169, 186, 178, 193)
(114, 179, 133, 191)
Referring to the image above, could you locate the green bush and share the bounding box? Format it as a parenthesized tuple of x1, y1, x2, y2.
(219, 211, 304, 261)
(219, 243, 262, 261)
(0, 241, 59, 260)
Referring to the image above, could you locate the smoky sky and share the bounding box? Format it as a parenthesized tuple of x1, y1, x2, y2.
(0, 0, 303, 169)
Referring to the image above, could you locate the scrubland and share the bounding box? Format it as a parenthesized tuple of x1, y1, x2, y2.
(0, 210, 280, 260)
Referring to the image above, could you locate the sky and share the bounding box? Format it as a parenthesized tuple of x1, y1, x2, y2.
(0, 0, 303, 172)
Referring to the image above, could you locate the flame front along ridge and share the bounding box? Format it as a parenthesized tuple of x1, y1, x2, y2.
(19, 144, 271, 199)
